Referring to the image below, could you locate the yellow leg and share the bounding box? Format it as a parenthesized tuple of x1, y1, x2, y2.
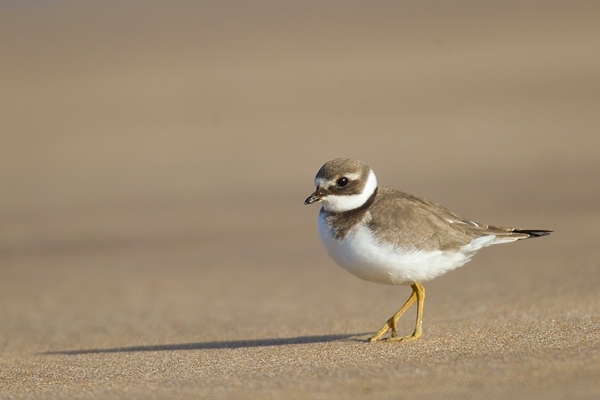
(368, 282, 425, 343)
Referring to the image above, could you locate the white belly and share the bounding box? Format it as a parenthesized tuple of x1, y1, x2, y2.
(318, 212, 496, 285)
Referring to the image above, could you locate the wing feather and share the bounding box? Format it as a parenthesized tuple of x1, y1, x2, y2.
(367, 187, 507, 252)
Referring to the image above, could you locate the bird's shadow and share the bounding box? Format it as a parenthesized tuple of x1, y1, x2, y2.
(40, 333, 370, 355)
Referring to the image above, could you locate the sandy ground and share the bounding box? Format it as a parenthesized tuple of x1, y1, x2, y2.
(1, 1, 600, 398)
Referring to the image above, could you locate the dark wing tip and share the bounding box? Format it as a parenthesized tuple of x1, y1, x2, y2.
(514, 229, 553, 238)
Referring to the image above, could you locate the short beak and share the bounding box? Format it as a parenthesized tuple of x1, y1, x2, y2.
(304, 188, 324, 205)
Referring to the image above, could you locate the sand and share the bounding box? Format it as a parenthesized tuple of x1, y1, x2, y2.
(1, 1, 599, 398)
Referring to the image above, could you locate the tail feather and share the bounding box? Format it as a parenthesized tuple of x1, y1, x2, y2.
(487, 227, 552, 244)
(513, 229, 553, 238)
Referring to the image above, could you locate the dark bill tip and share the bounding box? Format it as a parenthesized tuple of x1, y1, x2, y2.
(304, 191, 322, 205)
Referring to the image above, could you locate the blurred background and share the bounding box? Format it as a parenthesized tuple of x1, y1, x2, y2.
(2, 0, 598, 225)
(1, 1, 599, 396)
(1, 0, 599, 360)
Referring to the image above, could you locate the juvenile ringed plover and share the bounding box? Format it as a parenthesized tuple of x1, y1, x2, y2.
(304, 158, 551, 342)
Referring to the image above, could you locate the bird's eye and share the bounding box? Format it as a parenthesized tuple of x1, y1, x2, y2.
(337, 177, 349, 187)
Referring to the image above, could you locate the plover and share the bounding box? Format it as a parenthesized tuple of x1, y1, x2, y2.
(304, 158, 551, 342)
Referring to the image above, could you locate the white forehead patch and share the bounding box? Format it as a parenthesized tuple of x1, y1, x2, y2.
(315, 177, 330, 188)
(322, 170, 378, 212)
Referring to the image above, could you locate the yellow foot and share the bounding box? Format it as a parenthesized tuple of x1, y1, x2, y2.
(367, 282, 425, 343)
(367, 317, 396, 342)
(369, 329, 421, 343)
(384, 331, 421, 342)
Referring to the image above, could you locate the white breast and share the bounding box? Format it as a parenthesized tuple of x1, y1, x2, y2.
(318, 211, 496, 285)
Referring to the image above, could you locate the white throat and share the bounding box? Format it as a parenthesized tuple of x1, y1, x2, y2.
(322, 170, 378, 213)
